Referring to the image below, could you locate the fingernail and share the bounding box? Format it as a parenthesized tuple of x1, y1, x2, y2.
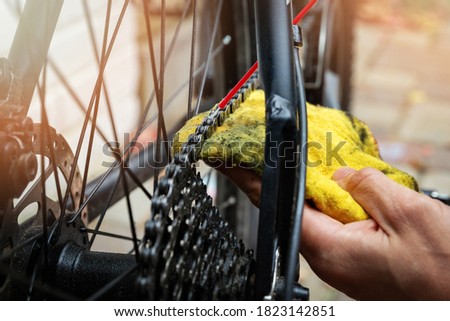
(333, 167, 357, 185)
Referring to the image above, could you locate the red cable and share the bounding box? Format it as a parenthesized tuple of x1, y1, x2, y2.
(293, 0, 318, 25)
(218, 0, 318, 109)
(218, 62, 259, 109)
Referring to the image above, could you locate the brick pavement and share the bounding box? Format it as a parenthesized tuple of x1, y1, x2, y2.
(353, 19, 450, 194)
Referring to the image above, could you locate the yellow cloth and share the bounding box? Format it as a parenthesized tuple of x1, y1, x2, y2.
(173, 90, 418, 223)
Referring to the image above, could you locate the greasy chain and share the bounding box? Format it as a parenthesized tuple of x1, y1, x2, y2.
(137, 73, 260, 300)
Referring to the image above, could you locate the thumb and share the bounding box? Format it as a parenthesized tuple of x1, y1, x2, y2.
(333, 167, 415, 233)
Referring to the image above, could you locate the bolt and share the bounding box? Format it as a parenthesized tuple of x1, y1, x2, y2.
(22, 117, 34, 133)
(4, 141, 19, 161)
(22, 152, 38, 181)
(292, 25, 303, 47)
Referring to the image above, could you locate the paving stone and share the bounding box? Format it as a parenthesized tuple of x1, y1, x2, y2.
(389, 27, 433, 49)
(418, 70, 450, 101)
(419, 170, 450, 194)
(353, 21, 387, 74)
(377, 139, 450, 174)
(436, 22, 450, 52)
(353, 79, 407, 103)
(373, 34, 439, 76)
(359, 66, 419, 96)
(352, 94, 405, 138)
(423, 147, 450, 171)
(398, 99, 450, 146)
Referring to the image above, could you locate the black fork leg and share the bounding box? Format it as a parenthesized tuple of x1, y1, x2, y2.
(254, 0, 299, 300)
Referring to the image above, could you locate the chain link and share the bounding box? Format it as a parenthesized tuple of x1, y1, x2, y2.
(137, 73, 259, 300)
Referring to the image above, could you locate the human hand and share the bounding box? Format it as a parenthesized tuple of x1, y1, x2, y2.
(212, 163, 450, 299)
(204, 162, 262, 207)
(301, 167, 450, 300)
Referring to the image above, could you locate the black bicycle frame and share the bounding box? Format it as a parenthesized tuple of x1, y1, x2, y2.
(7, 0, 63, 115)
(254, 0, 308, 300)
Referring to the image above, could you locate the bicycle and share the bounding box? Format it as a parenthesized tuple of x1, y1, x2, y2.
(0, 0, 354, 300)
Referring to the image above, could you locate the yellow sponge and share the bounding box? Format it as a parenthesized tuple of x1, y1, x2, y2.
(172, 90, 418, 223)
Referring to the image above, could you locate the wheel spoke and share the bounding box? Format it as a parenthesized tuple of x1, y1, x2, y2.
(79, 1, 140, 244)
(158, 0, 167, 126)
(88, 169, 122, 247)
(187, 0, 197, 119)
(38, 63, 49, 280)
(14, 164, 52, 214)
(156, 0, 170, 170)
(83, 228, 138, 242)
(78, 36, 230, 222)
(132, 0, 194, 140)
(194, 0, 224, 115)
(77, 0, 113, 218)
(82, 0, 121, 147)
(1, 0, 259, 300)
(74, 2, 208, 226)
(121, 167, 140, 260)
(36, 90, 64, 212)
(46, 59, 152, 201)
(140, 37, 229, 134)
(61, 0, 130, 221)
(0, 233, 43, 263)
(141, 0, 169, 191)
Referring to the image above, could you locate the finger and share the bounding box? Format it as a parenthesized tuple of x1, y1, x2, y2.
(333, 167, 418, 233)
(332, 166, 357, 181)
(301, 206, 390, 298)
(300, 206, 343, 259)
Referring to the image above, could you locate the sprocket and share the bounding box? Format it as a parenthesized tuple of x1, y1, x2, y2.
(138, 164, 254, 300)
(137, 74, 259, 300)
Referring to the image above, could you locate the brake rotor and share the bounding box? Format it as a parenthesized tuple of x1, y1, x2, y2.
(15, 124, 85, 225)
(0, 123, 85, 277)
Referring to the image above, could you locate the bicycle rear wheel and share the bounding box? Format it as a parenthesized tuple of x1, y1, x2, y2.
(0, 0, 306, 300)
(0, 0, 256, 299)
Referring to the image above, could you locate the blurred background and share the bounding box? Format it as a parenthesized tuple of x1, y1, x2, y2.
(0, 0, 449, 300)
(355, 0, 450, 190)
(303, 0, 450, 299)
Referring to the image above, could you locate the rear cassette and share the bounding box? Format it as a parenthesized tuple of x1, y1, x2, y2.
(138, 164, 254, 300)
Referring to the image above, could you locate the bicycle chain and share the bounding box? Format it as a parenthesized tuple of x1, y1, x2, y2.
(137, 73, 259, 300)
